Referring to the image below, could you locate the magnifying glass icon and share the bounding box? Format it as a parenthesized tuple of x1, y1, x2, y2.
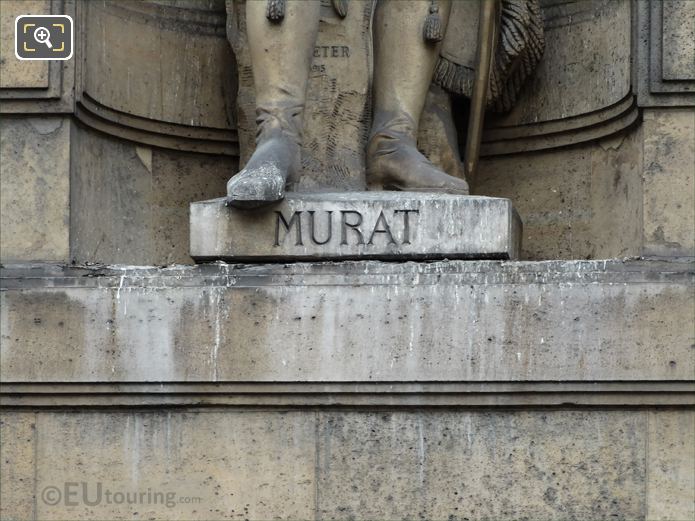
(33, 26, 53, 49)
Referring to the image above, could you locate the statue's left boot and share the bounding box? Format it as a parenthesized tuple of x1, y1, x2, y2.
(225, 0, 320, 208)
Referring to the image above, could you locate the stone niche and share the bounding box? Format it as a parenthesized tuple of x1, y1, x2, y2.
(70, 0, 238, 264)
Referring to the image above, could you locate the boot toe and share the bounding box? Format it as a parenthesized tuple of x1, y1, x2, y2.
(226, 163, 286, 208)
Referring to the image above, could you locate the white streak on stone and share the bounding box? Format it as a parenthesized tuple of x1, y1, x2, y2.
(212, 288, 221, 382)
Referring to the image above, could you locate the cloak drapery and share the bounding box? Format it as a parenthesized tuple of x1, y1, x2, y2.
(433, 0, 544, 112)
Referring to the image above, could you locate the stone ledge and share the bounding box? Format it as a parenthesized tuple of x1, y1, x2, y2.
(1, 259, 693, 383)
(1, 382, 693, 408)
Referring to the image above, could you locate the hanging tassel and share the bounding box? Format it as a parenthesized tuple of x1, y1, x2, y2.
(266, 0, 285, 23)
(332, 0, 348, 18)
(423, 2, 443, 43)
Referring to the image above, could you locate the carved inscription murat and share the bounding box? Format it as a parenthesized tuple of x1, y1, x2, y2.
(274, 209, 419, 247)
(189, 193, 521, 260)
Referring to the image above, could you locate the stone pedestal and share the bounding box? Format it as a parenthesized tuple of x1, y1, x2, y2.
(190, 192, 521, 261)
(1, 260, 694, 520)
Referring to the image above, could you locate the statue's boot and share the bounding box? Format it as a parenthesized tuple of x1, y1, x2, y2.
(226, 106, 301, 209)
(226, 1, 320, 208)
(367, 112, 469, 194)
(367, 0, 469, 195)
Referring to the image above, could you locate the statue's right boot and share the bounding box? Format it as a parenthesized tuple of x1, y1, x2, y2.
(366, 0, 468, 196)
(367, 111, 469, 194)
(226, 105, 302, 209)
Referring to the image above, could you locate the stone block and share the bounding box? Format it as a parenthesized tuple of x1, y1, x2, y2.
(3, 408, 680, 521)
(0, 413, 37, 521)
(0, 117, 70, 262)
(642, 109, 695, 256)
(317, 410, 646, 520)
(190, 192, 521, 261)
(1, 260, 692, 383)
(34, 411, 315, 520)
(476, 145, 589, 260)
(588, 131, 644, 258)
(646, 410, 695, 521)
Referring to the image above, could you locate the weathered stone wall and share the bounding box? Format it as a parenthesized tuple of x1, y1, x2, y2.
(68, 125, 234, 265)
(475, 108, 695, 260)
(0, 117, 71, 262)
(1, 1, 694, 520)
(1, 0, 237, 266)
(1, 260, 694, 520)
(472, 0, 695, 260)
(2, 409, 693, 521)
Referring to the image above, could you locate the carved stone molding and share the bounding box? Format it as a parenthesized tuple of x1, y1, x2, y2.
(481, 94, 639, 156)
(2, 382, 693, 408)
(75, 91, 238, 155)
(635, 0, 695, 107)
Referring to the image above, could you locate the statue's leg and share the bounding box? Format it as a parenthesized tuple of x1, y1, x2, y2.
(226, 0, 320, 208)
(367, 0, 469, 194)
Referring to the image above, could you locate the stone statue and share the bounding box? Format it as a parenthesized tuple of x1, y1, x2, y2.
(225, 0, 543, 209)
